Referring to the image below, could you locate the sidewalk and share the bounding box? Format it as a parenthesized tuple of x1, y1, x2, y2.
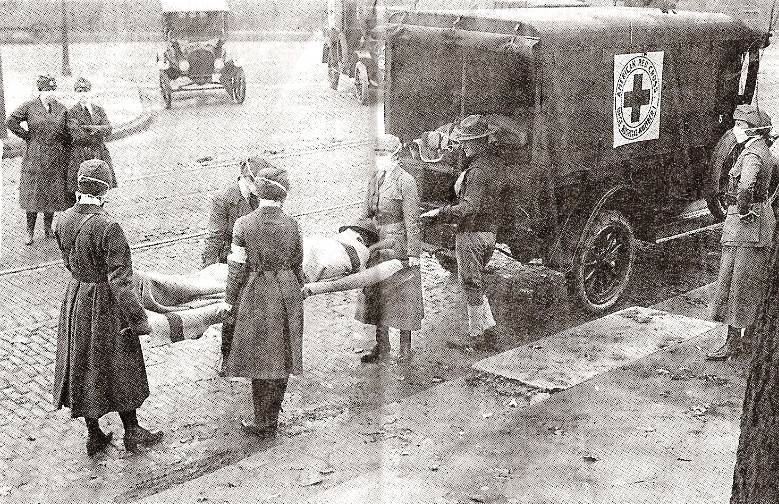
(2, 73, 153, 158)
(134, 284, 746, 504)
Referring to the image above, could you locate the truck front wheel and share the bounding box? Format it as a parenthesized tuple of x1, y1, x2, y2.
(570, 209, 635, 313)
(353, 61, 376, 105)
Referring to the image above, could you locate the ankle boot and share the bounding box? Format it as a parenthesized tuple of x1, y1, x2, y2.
(399, 330, 412, 361)
(124, 425, 163, 452)
(706, 326, 743, 361)
(361, 327, 390, 363)
(86, 431, 113, 456)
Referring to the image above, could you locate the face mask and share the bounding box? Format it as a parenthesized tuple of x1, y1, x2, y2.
(78, 91, 93, 106)
(39, 91, 55, 103)
(732, 126, 749, 144)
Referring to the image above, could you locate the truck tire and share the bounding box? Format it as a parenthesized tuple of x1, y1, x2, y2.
(705, 129, 739, 222)
(570, 209, 635, 313)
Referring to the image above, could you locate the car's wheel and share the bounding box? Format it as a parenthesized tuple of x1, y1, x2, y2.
(705, 129, 739, 221)
(353, 61, 376, 105)
(159, 72, 173, 109)
(328, 45, 340, 90)
(231, 67, 247, 104)
(570, 209, 635, 313)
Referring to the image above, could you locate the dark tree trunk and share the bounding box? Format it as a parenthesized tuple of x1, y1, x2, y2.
(730, 242, 779, 503)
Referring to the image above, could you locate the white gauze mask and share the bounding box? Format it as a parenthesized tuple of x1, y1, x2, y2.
(732, 126, 750, 144)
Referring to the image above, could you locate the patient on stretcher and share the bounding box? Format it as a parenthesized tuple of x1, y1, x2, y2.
(134, 220, 402, 343)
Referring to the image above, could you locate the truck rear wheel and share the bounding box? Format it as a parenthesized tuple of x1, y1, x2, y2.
(570, 209, 635, 313)
(705, 130, 739, 222)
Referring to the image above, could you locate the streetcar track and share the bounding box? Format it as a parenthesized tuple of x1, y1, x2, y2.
(0, 200, 362, 278)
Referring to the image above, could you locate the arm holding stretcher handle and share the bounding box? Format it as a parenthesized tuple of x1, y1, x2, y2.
(303, 259, 405, 297)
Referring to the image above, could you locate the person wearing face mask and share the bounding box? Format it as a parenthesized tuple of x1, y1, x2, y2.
(220, 166, 304, 439)
(66, 77, 117, 205)
(355, 133, 423, 362)
(421, 115, 508, 348)
(707, 105, 777, 360)
(6, 74, 70, 245)
(203, 156, 272, 361)
(53, 159, 163, 455)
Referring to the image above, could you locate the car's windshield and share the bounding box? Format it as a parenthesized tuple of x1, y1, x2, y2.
(168, 11, 224, 40)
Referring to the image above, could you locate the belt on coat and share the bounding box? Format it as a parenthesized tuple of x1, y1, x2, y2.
(724, 194, 766, 205)
(71, 275, 108, 283)
(246, 267, 293, 274)
(340, 242, 361, 274)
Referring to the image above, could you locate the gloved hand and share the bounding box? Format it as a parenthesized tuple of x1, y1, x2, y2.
(408, 256, 420, 268)
(301, 286, 313, 299)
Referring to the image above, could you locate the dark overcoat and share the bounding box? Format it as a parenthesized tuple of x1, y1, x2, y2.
(6, 98, 70, 212)
(202, 184, 256, 267)
(66, 103, 116, 195)
(223, 206, 305, 379)
(53, 204, 151, 419)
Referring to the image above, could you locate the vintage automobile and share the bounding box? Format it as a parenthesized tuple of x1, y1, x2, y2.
(383, 7, 773, 312)
(157, 0, 246, 108)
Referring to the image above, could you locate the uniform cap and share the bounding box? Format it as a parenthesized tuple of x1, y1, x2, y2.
(450, 114, 493, 141)
(242, 155, 276, 178)
(733, 104, 772, 129)
(254, 166, 290, 201)
(37, 74, 57, 91)
(74, 77, 92, 92)
(77, 159, 113, 193)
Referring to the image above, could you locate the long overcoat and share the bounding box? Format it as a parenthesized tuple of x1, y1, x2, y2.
(6, 98, 70, 212)
(356, 162, 424, 331)
(222, 206, 305, 379)
(53, 204, 151, 419)
(710, 137, 777, 328)
(66, 103, 116, 195)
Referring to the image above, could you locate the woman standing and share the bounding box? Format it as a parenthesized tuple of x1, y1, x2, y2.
(54, 159, 163, 455)
(7, 74, 71, 245)
(357, 134, 424, 363)
(221, 166, 304, 438)
(708, 104, 777, 360)
(66, 77, 117, 203)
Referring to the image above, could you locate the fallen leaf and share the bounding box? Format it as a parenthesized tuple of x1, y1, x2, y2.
(469, 494, 485, 503)
(300, 469, 323, 487)
(636, 426, 656, 433)
(482, 412, 493, 419)
(656, 369, 671, 376)
(319, 466, 335, 475)
(583, 455, 599, 463)
(353, 348, 364, 354)
(430, 463, 440, 471)
(432, 376, 444, 383)
(401, 451, 410, 456)
(0, 486, 11, 497)
(508, 398, 518, 408)
(678, 457, 692, 462)
(531, 345, 543, 350)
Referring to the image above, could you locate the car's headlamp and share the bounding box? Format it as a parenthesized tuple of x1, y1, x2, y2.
(179, 60, 190, 72)
(214, 58, 225, 71)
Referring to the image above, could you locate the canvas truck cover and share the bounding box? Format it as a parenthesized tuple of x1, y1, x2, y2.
(385, 7, 764, 181)
(160, 0, 229, 13)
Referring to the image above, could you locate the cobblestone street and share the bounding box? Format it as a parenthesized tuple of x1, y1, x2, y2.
(1, 33, 777, 503)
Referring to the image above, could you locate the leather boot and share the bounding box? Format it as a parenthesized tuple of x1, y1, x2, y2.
(399, 330, 412, 361)
(706, 326, 743, 361)
(243, 379, 285, 438)
(361, 327, 390, 363)
(124, 425, 163, 452)
(87, 431, 113, 456)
